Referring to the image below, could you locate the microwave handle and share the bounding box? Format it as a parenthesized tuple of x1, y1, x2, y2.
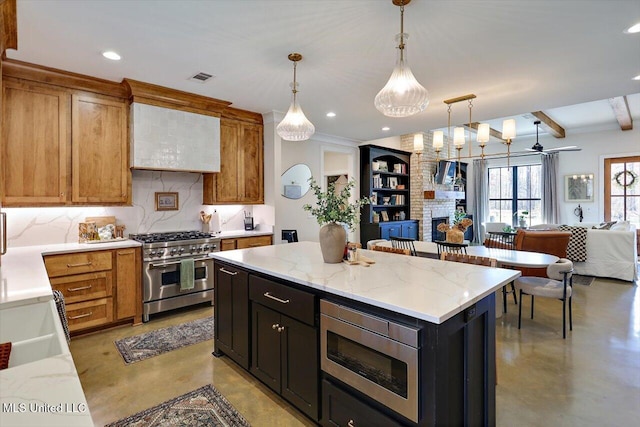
(1, 212, 6, 255)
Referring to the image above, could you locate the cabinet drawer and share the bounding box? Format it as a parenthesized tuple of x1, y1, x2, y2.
(44, 251, 112, 277)
(249, 276, 315, 326)
(65, 298, 114, 332)
(236, 235, 272, 249)
(322, 379, 403, 427)
(50, 271, 113, 304)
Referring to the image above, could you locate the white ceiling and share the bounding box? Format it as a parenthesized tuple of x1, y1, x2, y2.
(7, 0, 640, 142)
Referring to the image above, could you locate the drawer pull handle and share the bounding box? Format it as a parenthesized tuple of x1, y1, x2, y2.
(69, 312, 93, 320)
(348, 420, 355, 427)
(249, 243, 262, 247)
(264, 292, 290, 304)
(219, 268, 238, 276)
(67, 262, 92, 268)
(68, 285, 92, 292)
(117, 250, 135, 255)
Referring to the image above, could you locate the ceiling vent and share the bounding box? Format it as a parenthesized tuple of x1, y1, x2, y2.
(189, 72, 214, 83)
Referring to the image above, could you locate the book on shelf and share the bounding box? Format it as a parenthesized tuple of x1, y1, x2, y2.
(390, 195, 397, 205)
(373, 174, 382, 188)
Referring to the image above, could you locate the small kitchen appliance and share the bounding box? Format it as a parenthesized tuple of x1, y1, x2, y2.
(243, 211, 254, 230)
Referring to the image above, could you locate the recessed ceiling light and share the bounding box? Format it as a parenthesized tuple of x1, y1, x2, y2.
(625, 23, 640, 34)
(102, 51, 121, 61)
(326, 112, 336, 118)
(633, 75, 640, 81)
(382, 127, 390, 131)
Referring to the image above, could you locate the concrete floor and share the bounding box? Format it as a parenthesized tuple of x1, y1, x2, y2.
(70, 275, 639, 426)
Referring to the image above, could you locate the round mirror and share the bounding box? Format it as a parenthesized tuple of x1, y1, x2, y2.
(281, 163, 312, 199)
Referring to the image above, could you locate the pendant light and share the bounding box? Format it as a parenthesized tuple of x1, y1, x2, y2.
(374, 0, 429, 118)
(277, 53, 315, 141)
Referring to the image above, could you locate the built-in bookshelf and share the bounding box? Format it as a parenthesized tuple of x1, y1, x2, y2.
(359, 145, 418, 244)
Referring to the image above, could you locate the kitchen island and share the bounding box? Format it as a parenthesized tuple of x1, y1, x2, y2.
(211, 241, 520, 426)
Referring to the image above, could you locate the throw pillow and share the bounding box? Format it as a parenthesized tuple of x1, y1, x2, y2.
(592, 221, 616, 230)
(610, 221, 630, 231)
(557, 225, 588, 262)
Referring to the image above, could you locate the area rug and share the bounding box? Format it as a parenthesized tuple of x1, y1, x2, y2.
(105, 384, 250, 427)
(115, 316, 214, 364)
(572, 274, 595, 286)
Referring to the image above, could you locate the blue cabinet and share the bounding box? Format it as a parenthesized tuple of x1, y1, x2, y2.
(378, 220, 419, 240)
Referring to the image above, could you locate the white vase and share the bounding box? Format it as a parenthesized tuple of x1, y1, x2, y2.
(319, 222, 347, 263)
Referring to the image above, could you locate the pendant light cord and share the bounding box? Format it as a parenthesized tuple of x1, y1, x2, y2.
(399, 1, 405, 61)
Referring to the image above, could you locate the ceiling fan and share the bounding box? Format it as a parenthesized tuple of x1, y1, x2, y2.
(527, 121, 581, 153)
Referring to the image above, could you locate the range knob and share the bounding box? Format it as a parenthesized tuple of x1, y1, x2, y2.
(149, 250, 157, 257)
(156, 249, 165, 256)
(178, 247, 185, 253)
(170, 248, 178, 255)
(203, 244, 210, 252)
(190, 246, 197, 253)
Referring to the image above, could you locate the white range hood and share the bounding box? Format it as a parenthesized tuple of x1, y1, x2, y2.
(130, 102, 220, 173)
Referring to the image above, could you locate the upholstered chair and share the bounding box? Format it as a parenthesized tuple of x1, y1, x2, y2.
(513, 230, 572, 277)
(514, 258, 574, 338)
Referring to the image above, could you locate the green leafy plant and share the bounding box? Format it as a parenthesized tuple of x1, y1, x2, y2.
(514, 210, 529, 221)
(303, 178, 371, 231)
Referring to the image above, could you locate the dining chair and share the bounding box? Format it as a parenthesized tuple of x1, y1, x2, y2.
(440, 252, 497, 267)
(281, 229, 298, 243)
(514, 258, 574, 338)
(434, 240, 468, 256)
(390, 236, 417, 256)
(372, 245, 411, 255)
(484, 231, 517, 249)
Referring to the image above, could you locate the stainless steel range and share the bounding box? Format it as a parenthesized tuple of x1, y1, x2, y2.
(129, 231, 221, 322)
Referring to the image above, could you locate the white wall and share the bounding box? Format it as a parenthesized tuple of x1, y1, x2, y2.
(463, 125, 639, 226)
(275, 134, 359, 243)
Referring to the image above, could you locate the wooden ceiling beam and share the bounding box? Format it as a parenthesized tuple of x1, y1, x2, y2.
(464, 122, 506, 142)
(531, 111, 565, 138)
(608, 96, 633, 130)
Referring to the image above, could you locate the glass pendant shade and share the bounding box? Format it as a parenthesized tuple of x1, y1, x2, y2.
(277, 94, 315, 141)
(277, 53, 315, 142)
(453, 127, 466, 146)
(502, 119, 516, 140)
(374, 34, 429, 118)
(413, 133, 424, 152)
(432, 130, 444, 149)
(476, 123, 490, 145)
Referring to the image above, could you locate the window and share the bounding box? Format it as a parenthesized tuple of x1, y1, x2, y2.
(605, 156, 640, 227)
(488, 165, 542, 227)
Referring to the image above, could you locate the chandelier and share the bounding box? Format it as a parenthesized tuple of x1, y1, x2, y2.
(413, 94, 518, 166)
(374, 0, 429, 118)
(276, 53, 315, 141)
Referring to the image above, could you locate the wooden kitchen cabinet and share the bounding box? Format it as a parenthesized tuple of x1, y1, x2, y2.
(249, 276, 318, 421)
(115, 247, 141, 321)
(203, 112, 264, 205)
(214, 261, 250, 369)
(1, 61, 131, 206)
(220, 235, 273, 251)
(44, 246, 142, 333)
(71, 93, 128, 204)
(2, 79, 69, 205)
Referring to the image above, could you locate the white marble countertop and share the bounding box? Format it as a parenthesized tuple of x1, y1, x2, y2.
(214, 229, 274, 239)
(211, 241, 521, 324)
(0, 240, 141, 427)
(0, 240, 141, 309)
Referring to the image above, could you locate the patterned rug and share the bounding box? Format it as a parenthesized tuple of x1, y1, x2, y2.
(115, 317, 214, 364)
(105, 384, 250, 427)
(572, 274, 595, 286)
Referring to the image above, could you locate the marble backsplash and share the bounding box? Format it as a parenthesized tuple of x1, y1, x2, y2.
(4, 170, 266, 248)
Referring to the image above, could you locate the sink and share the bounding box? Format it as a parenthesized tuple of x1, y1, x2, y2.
(0, 300, 67, 369)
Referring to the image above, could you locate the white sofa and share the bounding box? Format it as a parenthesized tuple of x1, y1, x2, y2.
(570, 223, 638, 282)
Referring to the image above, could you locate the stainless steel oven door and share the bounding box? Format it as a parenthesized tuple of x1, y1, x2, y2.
(320, 307, 419, 422)
(143, 257, 213, 303)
